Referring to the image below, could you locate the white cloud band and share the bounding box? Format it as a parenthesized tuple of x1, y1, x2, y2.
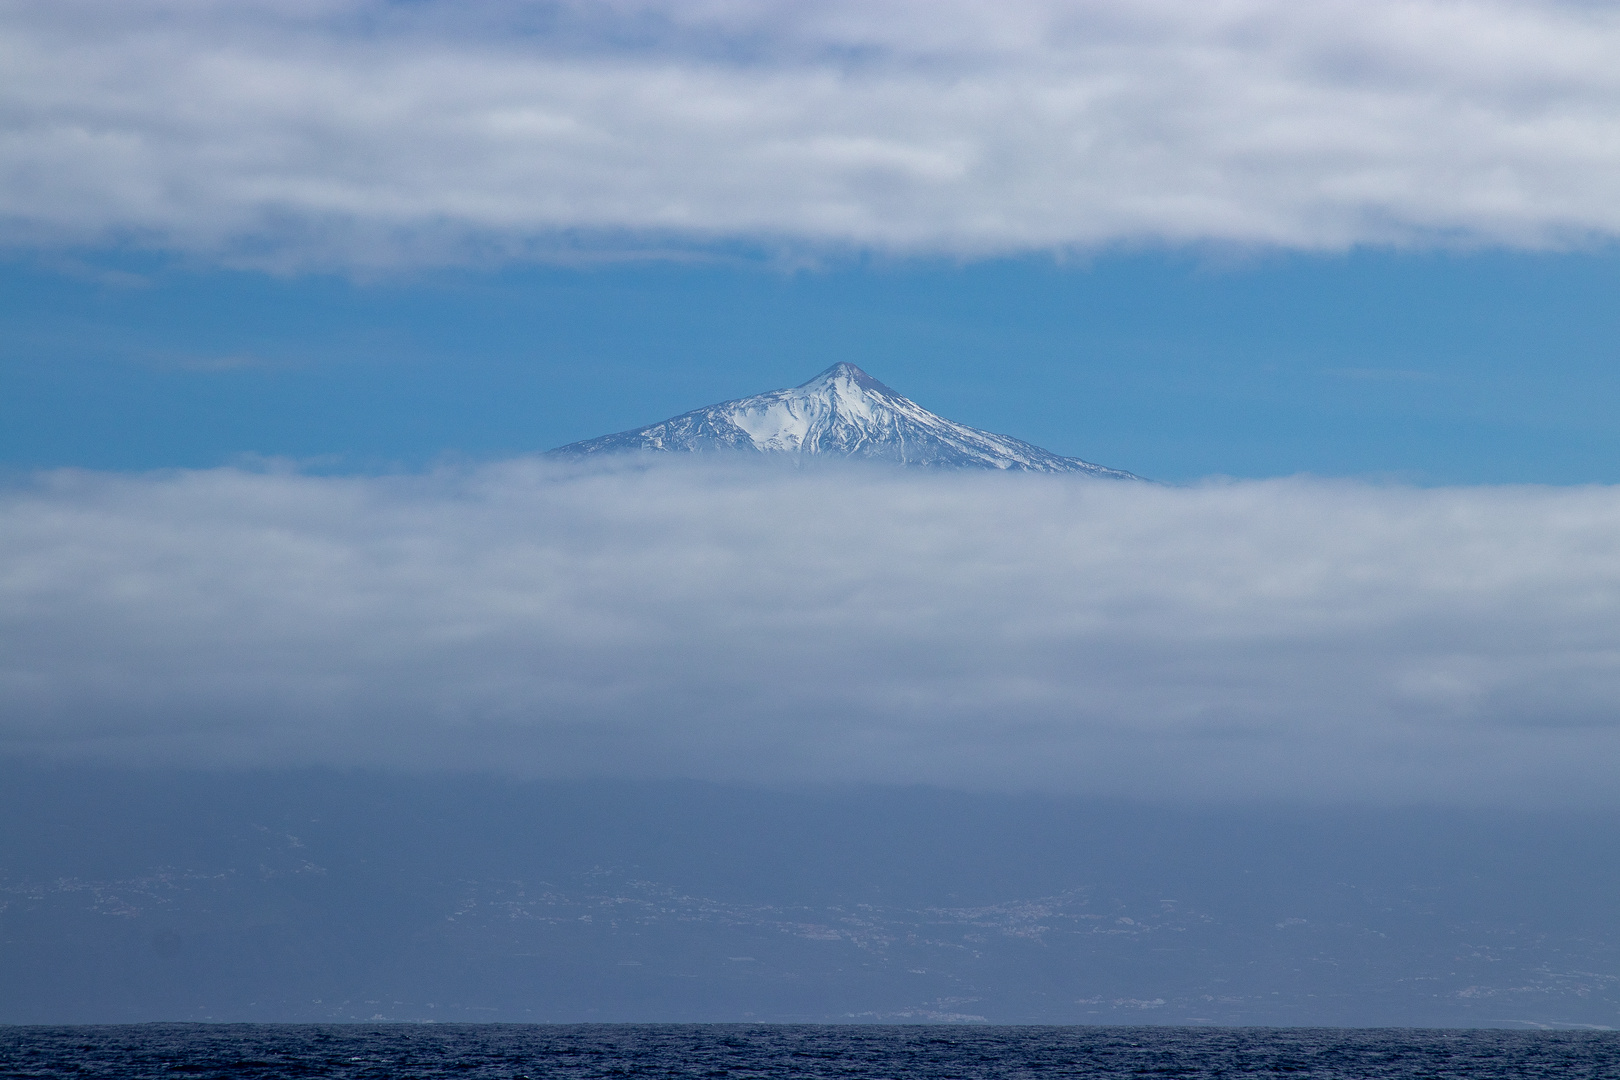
(6, 1, 1620, 266)
(5, 458, 1620, 805)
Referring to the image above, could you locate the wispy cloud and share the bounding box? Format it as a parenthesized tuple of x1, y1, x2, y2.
(4, 458, 1619, 805)
(155, 353, 280, 373)
(4, 1, 1620, 268)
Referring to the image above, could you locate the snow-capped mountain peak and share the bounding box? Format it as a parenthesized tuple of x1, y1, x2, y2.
(550, 363, 1138, 477)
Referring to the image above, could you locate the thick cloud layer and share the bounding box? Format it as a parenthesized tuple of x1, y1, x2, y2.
(6, 1, 1620, 266)
(4, 458, 1620, 805)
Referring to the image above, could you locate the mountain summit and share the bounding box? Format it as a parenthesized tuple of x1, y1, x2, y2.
(550, 363, 1137, 477)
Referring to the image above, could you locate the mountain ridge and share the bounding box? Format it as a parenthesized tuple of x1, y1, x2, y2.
(550, 363, 1138, 477)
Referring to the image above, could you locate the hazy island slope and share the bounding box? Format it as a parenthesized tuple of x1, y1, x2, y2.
(550, 363, 1139, 478)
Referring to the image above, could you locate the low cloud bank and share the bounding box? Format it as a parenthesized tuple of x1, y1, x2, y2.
(4, 459, 1620, 805)
(7, 1, 1620, 266)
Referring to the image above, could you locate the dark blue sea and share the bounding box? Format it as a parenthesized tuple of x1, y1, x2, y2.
(2, 1024, 1617, 1079)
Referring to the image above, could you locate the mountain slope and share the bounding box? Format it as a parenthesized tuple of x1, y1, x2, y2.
(550, 363, 1137, 477)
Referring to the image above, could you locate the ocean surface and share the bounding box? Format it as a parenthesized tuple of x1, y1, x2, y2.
(1, 1024, 1617, 1079)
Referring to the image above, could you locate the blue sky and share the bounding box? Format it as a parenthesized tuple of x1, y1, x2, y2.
(8, 1, 1620, 485)
(12, 3, 1620, 1030)
(7, 247, 1620, 484)
(9, 1, 1620, 806)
